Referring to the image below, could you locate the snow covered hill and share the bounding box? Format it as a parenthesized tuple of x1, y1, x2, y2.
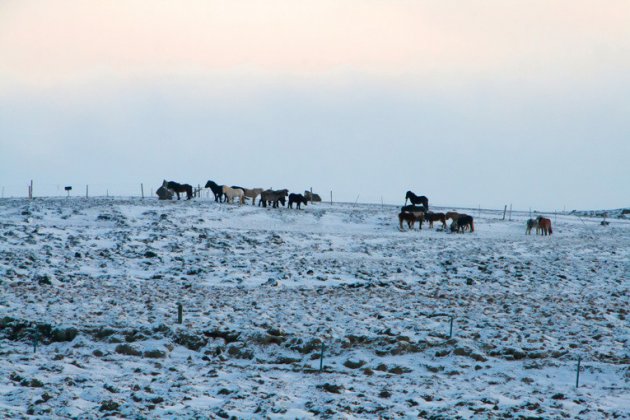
(1, 197, 628, 418)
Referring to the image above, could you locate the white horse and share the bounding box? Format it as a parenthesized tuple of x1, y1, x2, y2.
(242, 188, 263, 205)
(222, 186, 245, 204)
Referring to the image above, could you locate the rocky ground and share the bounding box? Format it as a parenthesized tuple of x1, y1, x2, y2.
(1, 197, 628, 418)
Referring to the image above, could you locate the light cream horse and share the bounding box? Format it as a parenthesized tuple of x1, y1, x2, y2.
(222, 186, 245, 204)
(242, 188, 263, 205)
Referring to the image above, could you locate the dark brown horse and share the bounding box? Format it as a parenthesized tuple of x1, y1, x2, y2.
(288, 193, 308, 209)
(425, 212, 447, 229)
(405, 191, 429, 211)
(398, 211, 424, 231)
(164, 180, 193, 200)
(454, 214, 474, 233)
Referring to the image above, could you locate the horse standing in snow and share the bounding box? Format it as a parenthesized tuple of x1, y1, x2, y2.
(222, 186, 245, 204)
(288, 193, 308, 209)
(399, 211, 424, 231)
(164, 180, 193, 200)
(404, 191, 429, 211)
(537, 217, 553, 235)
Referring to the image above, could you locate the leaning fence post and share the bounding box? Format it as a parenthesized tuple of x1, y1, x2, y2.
(177, 303, 183, 324)
(576, 356, 581, 388)
(33, 331, 39, 353)
(319, 342, 325, 372)
(449, 316, 454, 338)
(502, 205, 507, 220)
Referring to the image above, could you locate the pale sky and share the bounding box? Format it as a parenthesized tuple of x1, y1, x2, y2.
(1, 0, 629, 210)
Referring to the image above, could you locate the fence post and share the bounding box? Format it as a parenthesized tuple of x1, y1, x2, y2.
(319, 342, 325, 372)
(449, 316, 454, 338)
(85, 185, 89, 199)
(502, 205, 507, 220)
(576, 356, 581, 388)
(141, 183, 144, 199)
(177, 303, 183, 324)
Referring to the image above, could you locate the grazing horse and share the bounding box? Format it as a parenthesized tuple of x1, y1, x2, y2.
(259, 189, 288, 208)
(205, 180, 225, 202)
(222, 186, 245, 204)
(405, 191, 429, 211)
(401, 204, 427, 214)
(398, 211, 424, 231)
(537, 217, 552, 235)
(304, 191, 322, 202)
(241, 188, 263, 205)
(156, 184, 174, 200)
(526, 218, 539, 235)
(165, 180, 193, 200)
(288, 193, 308, 209)
(425, 212, 447, 229)
(455, 214, 474, 233)
(445, 211, 460, 222)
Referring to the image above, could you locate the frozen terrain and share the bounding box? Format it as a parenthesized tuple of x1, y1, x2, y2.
(1, 197, 628, 418)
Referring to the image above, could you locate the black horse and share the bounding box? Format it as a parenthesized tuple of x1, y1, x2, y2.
(401, 204, 427, 214)
(288, 193, 308, 209)
(259, 189, 288, 208)
(405, 191, 429, 211)
(166, 180, 193, 200)
(205, 180, 225, 202)
(454, 214, 474, 233)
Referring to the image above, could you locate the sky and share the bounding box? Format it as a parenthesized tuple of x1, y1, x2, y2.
(1, 0, 629, 210)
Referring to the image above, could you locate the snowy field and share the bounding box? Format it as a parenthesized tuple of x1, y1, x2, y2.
(1, 197, 628, 419)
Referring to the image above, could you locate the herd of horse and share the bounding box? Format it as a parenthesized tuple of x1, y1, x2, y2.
(159, 180, 317, 209)
(399, 190, 552, 235)
(159, 183, 552, 235)
(399, 191, 474, 234)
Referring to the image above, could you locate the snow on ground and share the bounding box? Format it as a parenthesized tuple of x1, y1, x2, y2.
(0, 197, 628, 418)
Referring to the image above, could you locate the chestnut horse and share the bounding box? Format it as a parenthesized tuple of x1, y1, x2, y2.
(537, 217, 552, 235)
(398, 211, 424, 231)
(445, 211, 460, 221)
(425, 212, 447, 229)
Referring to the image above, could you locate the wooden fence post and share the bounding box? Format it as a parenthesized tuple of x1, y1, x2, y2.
(576, 356, 581, 388)
(141, 183, 144, 199)
(319, 342, 325, 372)
(502, 205, 507, 220)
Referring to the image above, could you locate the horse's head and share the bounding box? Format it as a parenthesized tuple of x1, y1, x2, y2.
(204, 181, 213, 189)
